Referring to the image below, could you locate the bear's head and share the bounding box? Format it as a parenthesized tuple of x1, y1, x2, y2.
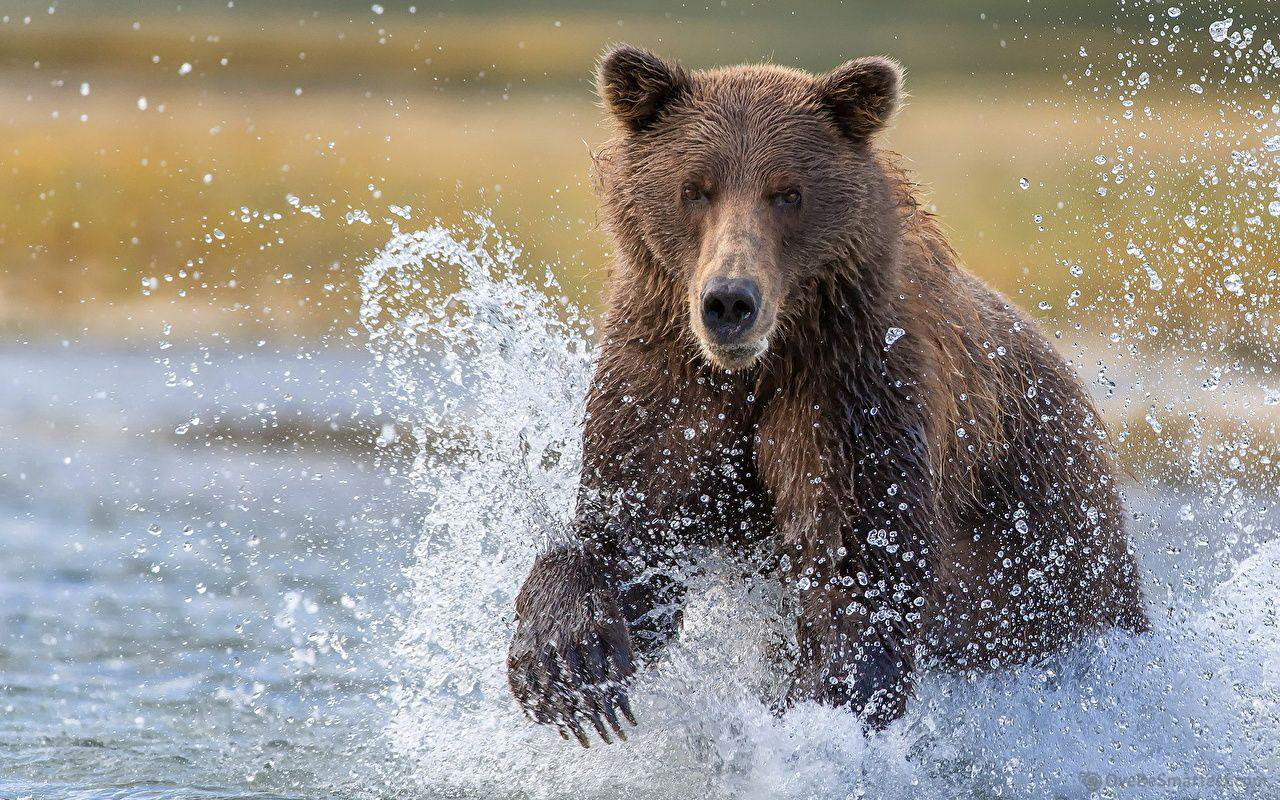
(596, 46, 904, 370)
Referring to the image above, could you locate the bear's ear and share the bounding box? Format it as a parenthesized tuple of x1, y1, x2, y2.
(596, 45, 691, 133)
(815, 56, 903, 142)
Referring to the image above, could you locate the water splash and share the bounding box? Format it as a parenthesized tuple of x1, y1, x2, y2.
(360, 216, 1280, 799)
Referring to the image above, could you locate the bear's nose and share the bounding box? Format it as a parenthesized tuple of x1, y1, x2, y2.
(701, 278, 761, 343)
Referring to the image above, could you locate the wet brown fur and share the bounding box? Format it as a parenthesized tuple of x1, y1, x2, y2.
(508, 47, 1147, 741)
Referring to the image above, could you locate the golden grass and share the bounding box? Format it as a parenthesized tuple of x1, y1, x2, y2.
(0, 83, 604, 336)
(0, 10, 1275, 343)
(0, 79, 1260, 339)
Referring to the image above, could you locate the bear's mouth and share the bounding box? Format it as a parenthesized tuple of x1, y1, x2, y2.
(698, 337, 769, 371)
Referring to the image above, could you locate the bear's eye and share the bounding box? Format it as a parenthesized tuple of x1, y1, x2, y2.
(681, 182, 709, 205)
(773, 188, 802, 208)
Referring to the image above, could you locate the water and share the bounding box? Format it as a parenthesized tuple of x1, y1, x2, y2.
(0, 342, 417, 799)
(368, 221, 1280, 799)
(4, 214, 1277, 798)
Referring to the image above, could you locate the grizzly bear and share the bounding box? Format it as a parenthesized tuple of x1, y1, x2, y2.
(507, 46, 1148, 746)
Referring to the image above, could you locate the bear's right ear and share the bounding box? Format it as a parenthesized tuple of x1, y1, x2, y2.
(596, 45, 691, 133)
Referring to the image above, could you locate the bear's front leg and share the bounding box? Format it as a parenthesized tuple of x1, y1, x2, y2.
(788, 571, 914, 730)
(507, 544, 637, 746)
(761, 415, 935, 730)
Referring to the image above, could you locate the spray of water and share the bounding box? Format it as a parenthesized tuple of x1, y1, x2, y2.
(1056, 1, 1280, 596)
(349, 5, 1280, 796)
(357, 211, 1279, 799)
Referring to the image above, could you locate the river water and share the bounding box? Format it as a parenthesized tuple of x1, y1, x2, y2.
(1, 222, 1277, 799)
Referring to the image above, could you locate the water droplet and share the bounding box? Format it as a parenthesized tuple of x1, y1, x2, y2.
(1144, 264, 1163, 291)
(884, 327, 905, 348)
(1209, 18, 1233, 43)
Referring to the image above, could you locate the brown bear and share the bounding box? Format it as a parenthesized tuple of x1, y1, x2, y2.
(507, 46, 1148, 746)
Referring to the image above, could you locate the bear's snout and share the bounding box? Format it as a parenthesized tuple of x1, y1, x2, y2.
(689, 208, 780, 371)
(700, 277, 761, 344)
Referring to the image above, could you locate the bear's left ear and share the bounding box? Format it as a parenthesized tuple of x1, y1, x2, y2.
(597, 45, 691, 133)
(815, 56, 903, 142)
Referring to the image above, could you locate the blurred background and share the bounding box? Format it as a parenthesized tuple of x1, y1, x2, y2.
(0, 0, 1271, 341)
(3, 2, 1280, 799)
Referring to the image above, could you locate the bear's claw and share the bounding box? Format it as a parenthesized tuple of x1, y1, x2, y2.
(507, 592, 638, 747)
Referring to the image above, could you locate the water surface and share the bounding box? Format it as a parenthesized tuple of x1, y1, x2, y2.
(1, 224, 1278, 799)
